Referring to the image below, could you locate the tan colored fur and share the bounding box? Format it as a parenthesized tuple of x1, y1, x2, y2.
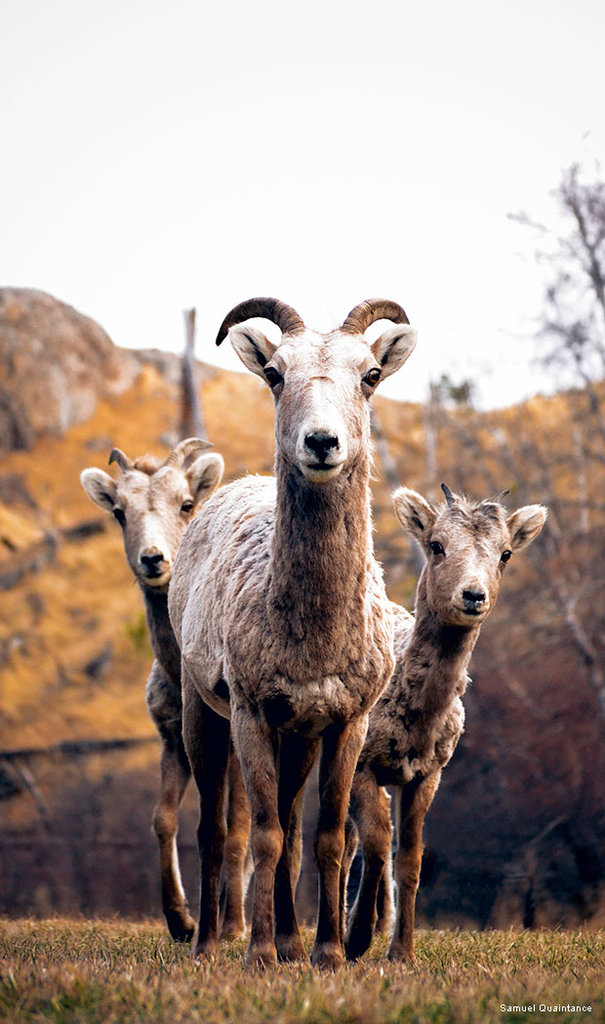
(345, 486, 547, 961)
(80, 441, 251, 943)
(169, 304, 417, 968)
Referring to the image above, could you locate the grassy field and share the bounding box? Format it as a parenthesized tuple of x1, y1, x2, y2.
(0, 919, 602, 1024)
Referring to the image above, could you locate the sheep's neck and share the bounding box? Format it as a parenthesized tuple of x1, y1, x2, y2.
(141, 586, 181, 681)
(403, 573, 480, 715)
(268, 453, 373, 673)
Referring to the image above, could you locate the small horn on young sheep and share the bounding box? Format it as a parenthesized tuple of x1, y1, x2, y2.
(215, 297, 305, 346)
(164, 438, 214, 468)
(108, 448, 134, 472)
(441, 482, 455, 507)
(341, 299, 410, 335)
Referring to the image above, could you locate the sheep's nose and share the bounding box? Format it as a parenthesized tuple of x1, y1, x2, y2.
(462, 588, 486, 607)
(304, 432, 339, 462)
(140, 551, 165, 577)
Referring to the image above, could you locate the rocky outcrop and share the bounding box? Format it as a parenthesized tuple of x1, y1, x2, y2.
(0, 288, 139, 453)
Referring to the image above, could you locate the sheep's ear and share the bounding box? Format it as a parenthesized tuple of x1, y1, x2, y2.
(393, 486, 436, 542)
(80, 468, 117, 511)
(507, 504, 548, 551)
(371, 325, 417, 381)
(229, 325, 279, 378)
(187, 453, 224, 507)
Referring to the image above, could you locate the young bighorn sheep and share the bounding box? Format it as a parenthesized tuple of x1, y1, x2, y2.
(344, 483, 547, 961)
(80, 438, 241, 942)
(168, 297, 417, 968)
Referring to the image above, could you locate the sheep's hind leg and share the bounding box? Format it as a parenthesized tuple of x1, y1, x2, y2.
(312, 717, 368, 970)
(339, 816, 358, 944)
(388, 771, 440, 963)
(344, 774, 392, 960)
(274, 733, 319, 963)
(183, 679, 230, 960)
(375, 853, 395, 935)
(219, 748, 251, 939)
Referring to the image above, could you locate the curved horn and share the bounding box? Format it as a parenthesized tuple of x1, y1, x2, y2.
(164, 437, 214, 468)
(341, 298, 410, 335)
(108, 448, 134, 473)
(441, 482, 455, 507)
(215, 297, 305, 346)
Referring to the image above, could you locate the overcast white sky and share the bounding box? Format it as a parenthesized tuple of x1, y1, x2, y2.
(3, 0, 605, 409)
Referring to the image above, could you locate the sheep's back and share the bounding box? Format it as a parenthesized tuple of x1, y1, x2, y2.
(168, 475, 275, 690)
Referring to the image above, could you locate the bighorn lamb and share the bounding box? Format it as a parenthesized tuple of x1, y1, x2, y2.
(80, 438, 250, 942)
(344, 483, 547, 961)
(168, 297, 417, 968)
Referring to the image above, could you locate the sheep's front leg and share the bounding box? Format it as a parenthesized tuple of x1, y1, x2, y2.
(182, 678, 230, 960)
(219, 750, 251, 939)
(146, 661, 195, 942)
(312, 717, 368, 970)
(388, 770, 441, 962)
(344, 774, 392, 960)
(274, 732, 319, 963)
(231, 707, 282, 968)
(153, 732, 196, 942)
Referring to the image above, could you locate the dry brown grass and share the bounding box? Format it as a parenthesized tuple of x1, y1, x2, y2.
(0, 919, 603, 1023)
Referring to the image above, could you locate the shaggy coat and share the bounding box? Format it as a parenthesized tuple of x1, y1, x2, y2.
(80, 440, 251, 943)
(345, 485, 547, 961)
(169, 296, 417, 968)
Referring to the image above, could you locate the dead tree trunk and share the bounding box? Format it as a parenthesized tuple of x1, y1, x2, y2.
(180, 308, 207, 441)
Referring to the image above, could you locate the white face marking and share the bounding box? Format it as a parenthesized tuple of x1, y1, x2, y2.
(113, 469, 193, 590)
(270, 331, 371, 483)
(295, 378, 349, 481)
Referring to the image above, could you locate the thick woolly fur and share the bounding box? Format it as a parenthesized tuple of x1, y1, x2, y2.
(345, 487, 547, 963)
(169, 313, 417, 969)
(80, 441, 236, 944)
(174, 471, 393, 733)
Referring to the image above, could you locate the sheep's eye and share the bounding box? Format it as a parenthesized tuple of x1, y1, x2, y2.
(362, 367, 381, 387)
(181, 500, 195, 515)
(429, 540, 445, 557)
(500, 549, 512, 564)
(113, 507, 126, 527)
(263, 366, 283, 389)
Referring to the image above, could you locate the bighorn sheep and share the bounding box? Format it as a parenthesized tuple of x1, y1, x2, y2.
(168, 297, 417, 968)
(344, 483, 547, 961)
(80, 438, 245, 942)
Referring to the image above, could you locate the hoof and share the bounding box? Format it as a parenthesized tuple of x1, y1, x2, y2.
(220, 921, 245, 941)
(276, 934, 309, 964)
(387, 942, 415, 964)
(311, 943, 345, 971)
(191, 938, 220, 961)
(344, 925, 373, 961)
(244, 943, 278, 969)
(165, 909, 196, 943)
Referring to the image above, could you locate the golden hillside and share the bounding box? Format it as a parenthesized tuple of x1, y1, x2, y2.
(0, 361, 277, 753)
(1, 292, 604, 927)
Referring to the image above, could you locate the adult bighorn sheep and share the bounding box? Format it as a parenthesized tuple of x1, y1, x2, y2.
(168, 297, 417, 968)
(80, 438, 249, 942)
(344, 483, 547, 961)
